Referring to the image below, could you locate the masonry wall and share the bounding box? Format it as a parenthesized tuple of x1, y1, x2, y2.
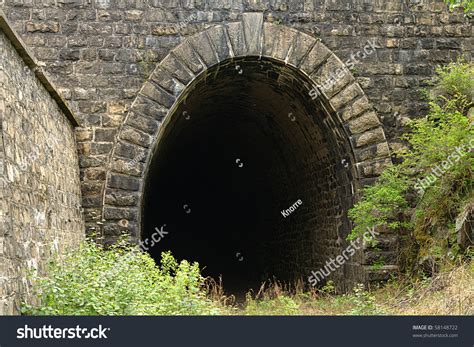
(0, 0, 471, 236)
(0, 28, 84, 315)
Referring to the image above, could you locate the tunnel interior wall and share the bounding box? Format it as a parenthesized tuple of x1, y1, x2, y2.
(0, 18, 84, 315)
(141, 58, 363, 291)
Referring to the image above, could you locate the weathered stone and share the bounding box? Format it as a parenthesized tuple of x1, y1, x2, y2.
(119, 126, 152, 148)
(206, 25, 231, 61)
(141, 82, 175, 108)
(0, 1, 470, 299)
(315, 54, 355, 99)
(104, 189, 139, 207)
(330, 83, 363, 111)
(188, 31, 218, 67)
(114, 141, 146, 160)
(340, 96, 372, 122)
(75, 128, 92, 142)
(111, 158, 144, 176)
(103, 207, 138, 220)
(351, 127, 386, 148)
(355, 142, 391, 161)
(226, 22, 245, 57)
(26, 21, 59, 33)
(90, 142, 113, 155)
(149, 67, 184, 96)
(264, 23, 298, 62)
(159, 54, 194, 85)
(172, 40, 205, 75)
(0, 20, 83, 314)
(299, 40, 331, 75)
(347, 111, 381, 134)
(125, 112, 159, 135)
(242, 12, 263, 55)
(287, 32, 316, 67)
(94, 129, 116, 142)
(108, 174, 140, 191)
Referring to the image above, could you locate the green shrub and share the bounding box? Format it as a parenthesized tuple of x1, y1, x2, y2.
(22, 240, 221, 315)
(348, 59, 473, 271)
(348, 284, 383, 315)
(445, 0, 474, 14)
(244, 295, 299, 315)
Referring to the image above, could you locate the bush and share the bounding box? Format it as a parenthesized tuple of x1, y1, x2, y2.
(22, 240, 221, 315)
(348, 59, 473, 272)
(244, 295, 299, 315)
(348, 284, 383, 315)
(445, 0, 474, 14)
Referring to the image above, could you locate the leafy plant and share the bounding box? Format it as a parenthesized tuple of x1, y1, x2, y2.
(348, 59, 473, 273)
(244, 295, 299, 315)
(22, 240, 221, 315)
(348, 284, 383, 315)
(445, 0, 474, 14)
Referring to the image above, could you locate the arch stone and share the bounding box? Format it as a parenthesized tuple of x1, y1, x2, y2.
(101, 13, 391, 274)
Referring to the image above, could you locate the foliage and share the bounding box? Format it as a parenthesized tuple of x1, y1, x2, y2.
(318, 280, 336, 295)
(22, 240, 221, 315)
(348, 284, 383, 315)
(348, 59, 473, 271)
(445, 0, 474, 14)
(244, 294, 299, 315)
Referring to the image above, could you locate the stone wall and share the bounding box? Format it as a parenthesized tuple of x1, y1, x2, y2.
(0, 0, 471, 238)
(0, 13, 84, 315)
(0, 0, 471, 292)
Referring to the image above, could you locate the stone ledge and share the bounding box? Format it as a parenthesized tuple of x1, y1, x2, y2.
(0, 10, 79, 127)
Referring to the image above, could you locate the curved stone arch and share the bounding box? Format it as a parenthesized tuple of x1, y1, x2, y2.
(101, 13, 391, 241)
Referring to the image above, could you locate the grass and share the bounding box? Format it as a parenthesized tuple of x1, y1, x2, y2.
(24, 239, 472, 316)
(212, 262, 473, 315)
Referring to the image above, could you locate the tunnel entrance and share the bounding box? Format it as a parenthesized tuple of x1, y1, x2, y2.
(141, 57, 357, 294)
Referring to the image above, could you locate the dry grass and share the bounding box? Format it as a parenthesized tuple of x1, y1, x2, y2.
(208, 262, 473, 315)
(378, 262, 473, 315)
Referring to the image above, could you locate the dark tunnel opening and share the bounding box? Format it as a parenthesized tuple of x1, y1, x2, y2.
(141, 57, 357, 295)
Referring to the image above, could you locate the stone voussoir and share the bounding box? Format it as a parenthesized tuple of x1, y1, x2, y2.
(149, 67, 185, 97)
(226, 22, 246, 57)
(262, 22, 299, 62)
(133, 95, 168, 121)
(340, 95, 372, 122)
(119, 125, 152, 148)
(346, 110, 381, 135)
(315, 54, 355, 99)
(206, 25, 233, 62)
(188, 31, 219, 68)
(111, 157, 144, 177)
(140, 81, 175, 109)
(298, 40, 331, 76)
(159, 53, 195, 85)
(330, 82, 364, 112)
(104, 189, 140, 207)
(125, 111, 159, 135)
(354, 142, 391, 162)
(287, 31, 317, 68)
(350, 127, 386, 148)
(108, 173, 141, 191)
(172, 40, 205, 75)
(242, 13, 264, 56)
(356, 158, 392, 178)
